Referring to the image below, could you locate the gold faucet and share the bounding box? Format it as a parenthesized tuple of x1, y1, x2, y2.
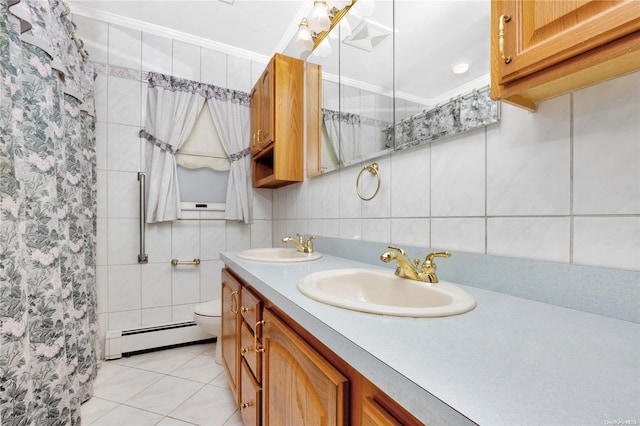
(282, 233, 315, 254)
(380, 245, 451, 283)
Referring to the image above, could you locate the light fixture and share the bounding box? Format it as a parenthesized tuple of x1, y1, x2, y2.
(294, 18, 314, 52)
(294, 0, 355, 53)
(452, 62, 471, 75)
(308, 0, 332, 33)
(312, 37, 332, 57)
(327, 0, 352, 10)
(329, 15, 352, 40)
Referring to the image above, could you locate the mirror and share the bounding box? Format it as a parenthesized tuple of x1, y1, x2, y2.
(301, 0, 394, 174)
(286, 0, 498, 175)
(392, 0, 497, 152)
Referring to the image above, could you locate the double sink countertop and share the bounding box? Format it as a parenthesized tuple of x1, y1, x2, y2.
(221, 251, 639, 425)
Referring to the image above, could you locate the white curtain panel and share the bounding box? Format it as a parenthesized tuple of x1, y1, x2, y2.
(142, 73, 253, 224)
(322, 108, 361, 165)
(143, 73, 205, 223)
(207, 92, 252, 223)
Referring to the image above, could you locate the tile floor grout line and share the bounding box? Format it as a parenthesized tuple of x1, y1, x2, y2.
(82, 342, 242, 426)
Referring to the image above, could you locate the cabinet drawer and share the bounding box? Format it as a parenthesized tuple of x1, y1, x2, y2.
(362, 397, 403, 426)
(241, 286, 262, 330)
(241, 320, 262, 381)
(240, 359, 261, 426)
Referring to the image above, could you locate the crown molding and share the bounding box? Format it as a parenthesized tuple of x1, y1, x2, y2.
(69, 2, 271, 65)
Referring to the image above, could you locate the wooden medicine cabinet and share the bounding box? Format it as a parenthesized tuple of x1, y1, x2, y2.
(250, 53, 304, 188)
(491, 0, 640, 111)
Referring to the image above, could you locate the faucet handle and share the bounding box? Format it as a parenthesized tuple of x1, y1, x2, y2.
(423, 251, 451, 267)
(305, 236, 315, 252)
(387, 245, 407, 256)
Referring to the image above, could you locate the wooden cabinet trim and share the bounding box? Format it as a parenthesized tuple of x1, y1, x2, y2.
(497, 1, 640, 84)
(221, 269, 241, 406)
(491, 0, 640, 110)
(306, 62, 323, 178)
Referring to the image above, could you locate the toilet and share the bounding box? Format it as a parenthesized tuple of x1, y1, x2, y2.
(193, 299, 222, 365)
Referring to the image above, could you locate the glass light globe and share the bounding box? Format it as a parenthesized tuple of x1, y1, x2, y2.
(308, 0, 331, 34)
(294, 19, 314, 52)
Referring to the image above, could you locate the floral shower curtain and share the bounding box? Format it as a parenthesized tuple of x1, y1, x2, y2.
(0, 0, 99, 425)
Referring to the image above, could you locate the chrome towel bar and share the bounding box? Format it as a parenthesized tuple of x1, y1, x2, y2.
(138, 172, 148, 263)
(171, 258, 201, 266)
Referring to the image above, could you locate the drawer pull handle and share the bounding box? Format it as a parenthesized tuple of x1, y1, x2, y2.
(241, 306, 253, 314)
(230, 291, 238, 314)
(499, 14, 512, 64)
(255, 320, 265, 353)
(240, 401, 253, 410)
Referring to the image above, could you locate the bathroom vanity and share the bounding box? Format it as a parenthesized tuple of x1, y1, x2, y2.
(220, 251, 639, 425)
(221, 267, 417, 425)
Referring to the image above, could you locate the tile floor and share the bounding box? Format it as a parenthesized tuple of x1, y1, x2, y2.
(81, 342, 242, 425)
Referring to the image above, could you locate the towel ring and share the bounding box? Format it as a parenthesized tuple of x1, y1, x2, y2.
(356, 163, 381, 201)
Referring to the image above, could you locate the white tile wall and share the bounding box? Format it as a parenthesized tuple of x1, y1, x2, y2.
(487, 95, 571, 216)
(431, 129, 485, 217)
(108, 26, 141, 69)
(572, 73, 640, 215)
(74, 13, 639, 360)
(107, 76, 141, 127)
(390, 144, 429, 218)
(141, 33, 173, 75)
(173, 40, 201, 81)
(75, 17, 274, 353)
(274, 71, 640, 272)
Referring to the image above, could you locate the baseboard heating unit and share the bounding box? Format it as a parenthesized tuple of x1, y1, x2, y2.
(104, 321, 212, 360)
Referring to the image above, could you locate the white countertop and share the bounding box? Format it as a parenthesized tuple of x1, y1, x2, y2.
(221, 252, 640, 425)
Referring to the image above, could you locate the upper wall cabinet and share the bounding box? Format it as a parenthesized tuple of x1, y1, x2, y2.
(251, 53, 304, 188)
(491, 0, 640, 111)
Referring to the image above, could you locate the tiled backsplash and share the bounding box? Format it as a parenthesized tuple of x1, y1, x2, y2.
(274, 71, 640, 273)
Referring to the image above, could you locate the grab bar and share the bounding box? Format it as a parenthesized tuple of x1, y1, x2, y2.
(138, 172, 148, 263)
(171, 258, 201, 266)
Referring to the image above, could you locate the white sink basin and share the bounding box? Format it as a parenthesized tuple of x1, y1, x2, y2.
(297, 268, 476, 317)
(237, 248, 322, 263)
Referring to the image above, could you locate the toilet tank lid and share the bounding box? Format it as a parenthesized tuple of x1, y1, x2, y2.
(194, 299, 221, 317)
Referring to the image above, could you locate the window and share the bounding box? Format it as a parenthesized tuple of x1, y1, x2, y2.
(176, 104, 230, 205)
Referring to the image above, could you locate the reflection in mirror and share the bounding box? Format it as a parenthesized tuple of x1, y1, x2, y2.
(305, 0, 394, 173)
(337, 0, 394, 167)
(393, 0, 498, 151)
(295, 0, 499, 175)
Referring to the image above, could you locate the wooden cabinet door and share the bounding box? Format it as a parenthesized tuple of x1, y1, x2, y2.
(221, 269, 241, 406)
(494, 0, 640, 84)
(262, 309, 348, 426)
(258, 60, 274, 150)
(240, 359, 261, 426)
(250, 84, 261, 156)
